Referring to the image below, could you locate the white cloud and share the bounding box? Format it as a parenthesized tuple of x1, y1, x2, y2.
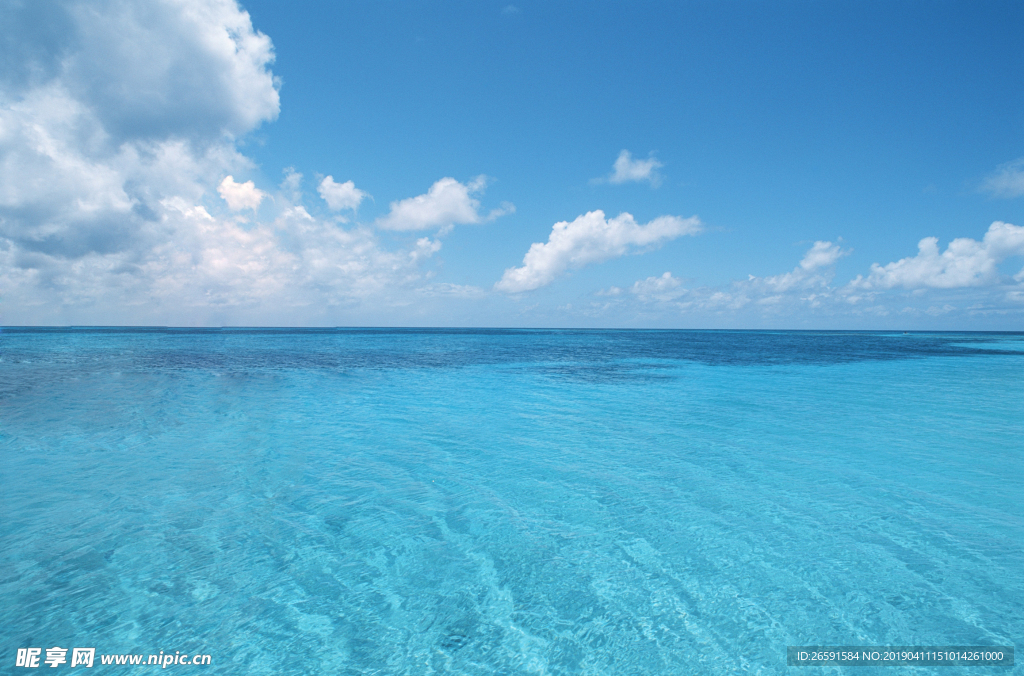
(0, 0, 279, 261)
(580, 230, 1024, 326)
(375, 176, 513, 231)
(605, 150, 664, 186)
(63, 0, 279, 141)
(605, 241, 846, 317)
(0, 197, 449, 324)
(751, 241, 850, 293)
(850, 222, 1024, 290)
(2, 0, 278, 142)
(218, 175, 264, 211)
(416, 283, 487, 298)
(0, 0, 454, 325)
(980, 159, 1024, 198)
(799, 241, 845, 270)
(318, 176, 368, 211)
(630, 272, 687, 302)
(495, 210, 702, 293)
(280, 167, 303, 201)
(409, 236, 443, 263)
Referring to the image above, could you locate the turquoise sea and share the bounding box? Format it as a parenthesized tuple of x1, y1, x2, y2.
(1, 328, 1021, 674)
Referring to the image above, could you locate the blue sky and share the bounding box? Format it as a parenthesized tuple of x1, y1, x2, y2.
(1, 0, 1022, 328)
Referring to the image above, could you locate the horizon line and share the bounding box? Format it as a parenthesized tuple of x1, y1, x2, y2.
(2, 326, 1021, 334)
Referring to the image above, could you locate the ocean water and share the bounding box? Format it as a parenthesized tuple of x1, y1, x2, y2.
(1, 328, 1021, 675)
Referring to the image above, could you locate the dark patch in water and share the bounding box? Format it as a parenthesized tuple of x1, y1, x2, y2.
(2, 329, 1021, 392)
(440, 632, 471, 651)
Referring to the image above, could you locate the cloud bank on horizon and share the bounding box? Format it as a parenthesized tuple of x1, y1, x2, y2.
(0, 0, 1021, 328)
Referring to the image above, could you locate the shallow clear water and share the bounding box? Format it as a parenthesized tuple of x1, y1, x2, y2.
(1, 329, 1022, 675)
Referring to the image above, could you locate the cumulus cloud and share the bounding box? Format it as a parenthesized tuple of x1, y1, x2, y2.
(599, 240, 847, 318)
(0, 197, 447, 324)
(748, 241, 850, 293)
(630, 272, 687, 302)
(280, 168, 303, 201)
(603, 150, 664, 186)
(218, 176, 264, 211)
(799, 241, 845, 270)
(0, 0, 453, 325)
(1, 0, 278, 142)
(980, 159, 1024, 198)
(0, 0, 280, 263)
(495, 210, 702, 293)
(375, 176, 513, 231)
(318, 176, 368, 211)
(582, 230, 1024, 325)
(849, 222, 1024, 290)
(409, 236, 443, 263)
(60, 0, 279, 141)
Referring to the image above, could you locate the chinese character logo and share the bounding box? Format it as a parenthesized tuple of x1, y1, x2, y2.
(44, 647, 68, 668)
(71, 648, 95, 668)
(16, 648, 41, 668)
